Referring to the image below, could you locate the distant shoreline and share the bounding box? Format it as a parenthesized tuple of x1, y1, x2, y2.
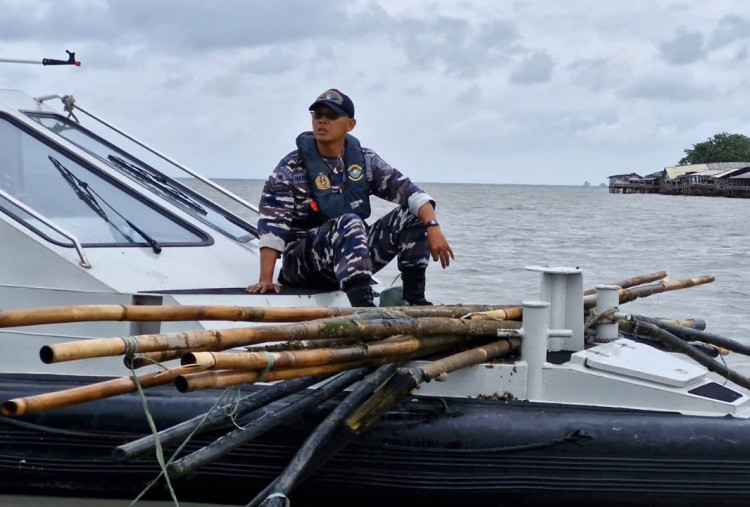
(203, 177, 608, 188)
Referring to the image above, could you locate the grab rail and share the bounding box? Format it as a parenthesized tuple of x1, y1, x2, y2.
(0, 189, 92, 268)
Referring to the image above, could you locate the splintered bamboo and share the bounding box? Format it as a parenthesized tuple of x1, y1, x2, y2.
(40, 317, 522, 364)
(182, 333, 483, 371)
(582, 271, 667, 295)
(582, 275, 715, 308)
(1, 364, 207, 417)
(345, 337, 522, 434)
(0, 303, 513, 328)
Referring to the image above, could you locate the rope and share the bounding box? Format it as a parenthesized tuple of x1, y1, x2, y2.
(584, 307, 618, 329)
(61, 94, 79, 122)
(130, 382, 240, 505)
(256, 351, 276, 382)
(128, 366, 180, 507)
(120, 336, 140, 355)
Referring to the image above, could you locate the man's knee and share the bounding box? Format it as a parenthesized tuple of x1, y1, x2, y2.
(335, 213, 367, 231)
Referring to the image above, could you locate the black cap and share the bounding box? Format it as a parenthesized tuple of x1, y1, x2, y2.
(308, 88, 355, 117)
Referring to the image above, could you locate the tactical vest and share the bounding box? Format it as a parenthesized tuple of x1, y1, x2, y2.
(296, 132, 371, 226)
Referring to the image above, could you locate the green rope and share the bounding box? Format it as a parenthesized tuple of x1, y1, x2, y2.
(128, 362, 180, 507)
(129, 372, 240, 505)
(256, 351, 276, 382)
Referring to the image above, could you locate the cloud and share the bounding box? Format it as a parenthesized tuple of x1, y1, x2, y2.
(658, 27, 705, 65)
(707, 15, 750, 51)
(618, 74, 714, 102)
(509, 51, 554, 84)
(2, 0, 749, 186)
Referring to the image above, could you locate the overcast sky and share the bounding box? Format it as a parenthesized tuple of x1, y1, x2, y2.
(2, 0, 749, 185)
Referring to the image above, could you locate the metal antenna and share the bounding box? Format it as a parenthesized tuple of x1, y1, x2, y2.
(0, 50, 81, 66)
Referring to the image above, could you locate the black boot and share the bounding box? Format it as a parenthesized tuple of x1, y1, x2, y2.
(402, 268, 433, 306)
(343, 277, 375, 307)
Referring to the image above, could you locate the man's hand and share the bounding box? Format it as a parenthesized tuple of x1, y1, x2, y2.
(246, 281, 281, 294)
(426, 227, 454, 268)
(248, 247, 282, 293)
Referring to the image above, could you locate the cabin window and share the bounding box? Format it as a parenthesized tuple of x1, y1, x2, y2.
(0, 115, 210, 248)
(25, 112, 257, 243)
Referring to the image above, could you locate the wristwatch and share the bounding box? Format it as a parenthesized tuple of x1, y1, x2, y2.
(425, 219, 440, 228)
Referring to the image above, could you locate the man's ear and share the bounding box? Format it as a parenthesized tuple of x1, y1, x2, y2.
(347, 118, 357, 132)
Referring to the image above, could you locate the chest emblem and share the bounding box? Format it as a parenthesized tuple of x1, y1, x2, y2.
(347, 164, 364, 182)
(315, 173, 331, 190)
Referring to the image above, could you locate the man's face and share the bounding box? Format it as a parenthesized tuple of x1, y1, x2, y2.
(310, 106, 355, 143)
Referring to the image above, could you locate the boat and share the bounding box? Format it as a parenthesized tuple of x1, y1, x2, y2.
(2, 79, 750, 507)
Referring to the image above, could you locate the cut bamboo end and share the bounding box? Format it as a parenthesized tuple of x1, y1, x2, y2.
(1, 399, 26, 417)
(182, 351, 217, 368)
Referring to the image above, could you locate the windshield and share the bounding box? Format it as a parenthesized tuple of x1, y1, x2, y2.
(0, 114, 209, 247)
(25, 112, 257, 242)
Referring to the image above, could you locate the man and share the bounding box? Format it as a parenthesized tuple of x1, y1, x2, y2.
(246, 88, 453, 307)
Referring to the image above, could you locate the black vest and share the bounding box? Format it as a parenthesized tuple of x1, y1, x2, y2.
(296, 132, 371, 225)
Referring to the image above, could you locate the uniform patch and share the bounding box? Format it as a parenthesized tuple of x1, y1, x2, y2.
(347, 164, 364, 182)
(315, 173, 331, 190)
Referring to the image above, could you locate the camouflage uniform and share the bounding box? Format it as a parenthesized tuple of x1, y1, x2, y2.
(257, 135, 434, 290)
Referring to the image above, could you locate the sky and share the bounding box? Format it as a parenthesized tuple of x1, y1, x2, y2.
(1, 0, 749, 186)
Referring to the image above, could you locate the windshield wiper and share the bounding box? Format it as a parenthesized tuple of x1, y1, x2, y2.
(49, 156, 162, 254)
(107, 154, 207, 215)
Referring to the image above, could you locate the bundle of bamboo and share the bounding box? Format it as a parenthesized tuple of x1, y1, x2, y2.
(0, 270, 716, 418)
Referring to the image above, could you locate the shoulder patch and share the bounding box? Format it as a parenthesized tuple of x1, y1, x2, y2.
(347, 164, 364, 182)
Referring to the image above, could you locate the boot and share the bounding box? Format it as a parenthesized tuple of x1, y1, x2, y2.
(343, 277, 375, 307)
(401, 268, 433, 306)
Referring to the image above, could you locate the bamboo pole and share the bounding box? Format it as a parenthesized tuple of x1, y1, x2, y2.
(127, 332, 407, 369)
(582, 270, 667, 295)
(114, 374, 330, 462)
(40, 317, 522, 364)
(175, 330, 476, 393)
(182, 333, 484, 371)
(245, 364, 399, 507)
(470, 275, 714, 321)
(175, 360, 376, 393)
(167, 366, 384, 479)
(345, 337, 522, 434)
(1, 364, 208, 417)
(582, 275, 714, 308)
(0, 303, 512, 328)
(621, 315, 750, 356)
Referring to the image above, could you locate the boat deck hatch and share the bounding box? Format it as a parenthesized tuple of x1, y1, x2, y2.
(571, 338, 706, 387)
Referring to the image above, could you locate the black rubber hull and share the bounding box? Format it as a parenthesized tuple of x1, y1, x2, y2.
(1, 373, 750, 506)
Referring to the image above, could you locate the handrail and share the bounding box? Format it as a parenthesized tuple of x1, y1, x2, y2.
(0, 189, 92, 268)
(34, 94, 259, 214)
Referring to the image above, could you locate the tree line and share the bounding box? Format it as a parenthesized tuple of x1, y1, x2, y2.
(679, 132, 750, 165)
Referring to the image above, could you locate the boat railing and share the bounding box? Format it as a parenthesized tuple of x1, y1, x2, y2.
(34, 94, 260, 215)
(0, 187, 91, 268)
